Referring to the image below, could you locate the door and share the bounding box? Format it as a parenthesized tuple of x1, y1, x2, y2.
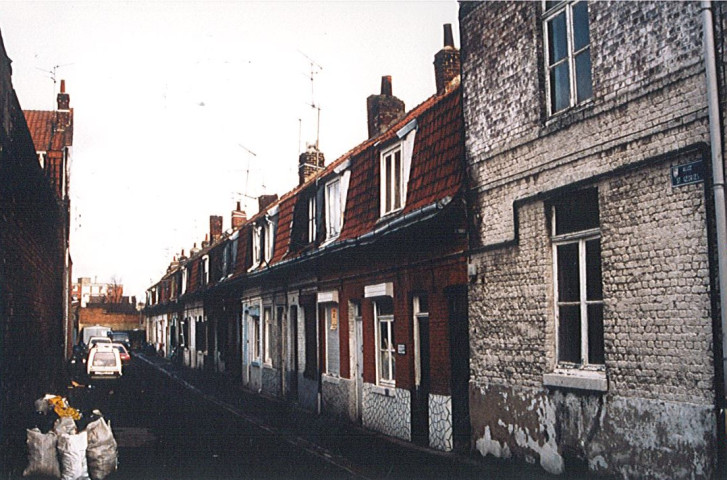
(447, 286, 470, 452)
(411, 296, 430, 446)
(289, 306, 299, 399)
(353, 302, 363, 424)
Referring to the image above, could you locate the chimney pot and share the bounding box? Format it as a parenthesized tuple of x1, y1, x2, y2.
(367, 76, 405, 138)
(380, 75, 392, 96)
(443, 23, 454, 48)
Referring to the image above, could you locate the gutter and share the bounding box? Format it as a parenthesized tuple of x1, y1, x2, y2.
(702, 1, 727, 473)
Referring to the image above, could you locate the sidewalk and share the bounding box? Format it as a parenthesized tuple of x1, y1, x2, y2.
(136, 353, 560, 480)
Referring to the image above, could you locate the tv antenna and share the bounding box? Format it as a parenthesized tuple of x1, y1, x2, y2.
(236, 144, 260, 211)
(298, 50, 323, 149)
(36, 63, 74, 86)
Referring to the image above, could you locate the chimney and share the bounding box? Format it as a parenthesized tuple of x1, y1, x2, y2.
(367, 75, 405, 138)
(57, 79, 70, 110)
(434, 24, 461, 94)
(258, 194, 279, 212)
(190, 242, 200, 256)
(232, 201, 247, 229)
(298, 144, 325, 186)
(210, 215, 223, 241)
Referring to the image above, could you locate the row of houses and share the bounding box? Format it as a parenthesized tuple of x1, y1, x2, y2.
(145, 3, 727, 478)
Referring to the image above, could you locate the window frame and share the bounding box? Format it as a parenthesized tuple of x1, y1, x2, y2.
(380, 143, 405, 217)
(543, 0, 592, 116)
(323, 303, 340, 376)
(551, 195, 604, 370)
(325, 177, 342, 239)
(413, 295, 428, 389)
(374, 298, 396, 386)
(308, 196, 317, 243)
(263, 306, 273, 366)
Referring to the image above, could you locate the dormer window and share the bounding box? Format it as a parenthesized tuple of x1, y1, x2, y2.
(381, 145, 403, 216)
(251, 216, 276, 269)
(325, 177, 342, 238)
(200, 255, 209, 286)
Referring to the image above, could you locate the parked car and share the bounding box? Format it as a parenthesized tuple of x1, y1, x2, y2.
(82, 325, 111, 345)
(108, 331, 131, 349)
(87, 336, 112, 350)
(111, 342, 131, 365)
(86, 344, 123, 380)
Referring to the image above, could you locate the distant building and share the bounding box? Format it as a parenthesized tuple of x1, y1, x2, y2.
(73, 277, 124, 308)
(78, 296, 141, 338)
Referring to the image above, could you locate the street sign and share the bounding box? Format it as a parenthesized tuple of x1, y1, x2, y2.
(671, 161, 705, 188)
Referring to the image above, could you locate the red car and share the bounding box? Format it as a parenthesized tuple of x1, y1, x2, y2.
(111, 343, 131, 365)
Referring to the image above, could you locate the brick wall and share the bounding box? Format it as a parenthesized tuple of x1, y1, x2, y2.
(462, 2, 720, 478)
(0, 35, 67, 460)
(79, 305, 141, 333)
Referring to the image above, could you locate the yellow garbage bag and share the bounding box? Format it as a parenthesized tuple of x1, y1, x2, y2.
(48, 396, 81, 421)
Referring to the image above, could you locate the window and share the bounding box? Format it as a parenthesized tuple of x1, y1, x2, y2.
(380, 145, 405, 216)
(251, 309, 261, 362)
(413, 295, 428, 389)
(551, 188, 604, 367)
(195, 316, 207, 352)
(181, 267, 188, 295)
(325, 178, 342, 238)
(308, 196, 317, 243)
(374, 298, 396, 385)
(264, 221, 274, 262)
(263, 306, 272, 365)
(324, 304, 340, 376)
(544, 0, 592, 114)
(222, 243, 230, 278)
(200, 255, 209, 286)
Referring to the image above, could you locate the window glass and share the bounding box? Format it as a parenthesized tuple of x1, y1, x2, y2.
(393, 150, 402, 210)
(588, 304, 605, 364)
(547, 13, 568, 65)
(572, 2, 590, 50)
(558, 305, 581, 363)
(586, 239, 603, 300)
(550, 63, 571, 114)
(385, 154, 392, 213)
(326, 179, 342, 238)
(557, 243, 580, 302)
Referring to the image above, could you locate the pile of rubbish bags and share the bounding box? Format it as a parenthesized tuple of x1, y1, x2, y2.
(23, 394, 117, 480)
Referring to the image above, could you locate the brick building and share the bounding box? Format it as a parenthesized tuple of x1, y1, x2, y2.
(0, 30, 70, 463)
(460, 2, 725, 478)
(145, 25, 470, 452)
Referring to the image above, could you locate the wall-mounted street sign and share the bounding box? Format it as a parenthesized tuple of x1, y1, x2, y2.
(671, 160, 705, 188)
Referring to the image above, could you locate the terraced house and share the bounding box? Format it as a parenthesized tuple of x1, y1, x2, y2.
(460, 1, 726, 478)
(145, 25, 471, 452)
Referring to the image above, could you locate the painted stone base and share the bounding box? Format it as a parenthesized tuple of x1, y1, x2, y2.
(470, 382, 717, 479)
(362, 383, 410, 441)
(429, 394, 453, 451)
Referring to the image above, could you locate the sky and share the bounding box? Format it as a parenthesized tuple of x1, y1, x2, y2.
(0, 0, 460, 300)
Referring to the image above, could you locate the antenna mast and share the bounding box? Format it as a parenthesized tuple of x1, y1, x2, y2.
(298, 50, 323, 149)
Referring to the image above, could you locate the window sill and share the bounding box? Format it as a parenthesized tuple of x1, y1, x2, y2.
(371, 383, 396, 397)
(322, 373, 341, 385)
(543, 369, 607, 392)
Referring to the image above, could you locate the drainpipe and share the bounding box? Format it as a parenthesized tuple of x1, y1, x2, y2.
(702, 1, 727, 473)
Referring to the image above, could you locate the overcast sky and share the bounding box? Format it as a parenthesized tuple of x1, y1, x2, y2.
(0, 1, 459, 300)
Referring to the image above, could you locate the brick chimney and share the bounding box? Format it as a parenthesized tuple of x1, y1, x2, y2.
(367, 75, 405, 138)
(57, 79, 70, 110)
(434, 24, 460, 94)
(232, 201, 247, 229)
(258, 194, 279, 212)
(298, 144, 325, 186)
(210, 215, 223, 241)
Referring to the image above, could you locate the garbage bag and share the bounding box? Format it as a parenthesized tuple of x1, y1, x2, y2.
(23, 428, 61, 478)
(85, 417, 117, 480)
(54, 416, 77, 436)
(57, 431, 89, 480)
(48, 396, 81, 420)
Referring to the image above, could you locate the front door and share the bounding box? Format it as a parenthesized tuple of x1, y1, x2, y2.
(354, 303, 363, 423)
(411, 295, 430, 446)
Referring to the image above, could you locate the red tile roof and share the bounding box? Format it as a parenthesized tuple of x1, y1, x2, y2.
(23, 109, 73, 151)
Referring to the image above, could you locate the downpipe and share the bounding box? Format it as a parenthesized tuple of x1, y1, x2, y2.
(702, 1, 727, 476)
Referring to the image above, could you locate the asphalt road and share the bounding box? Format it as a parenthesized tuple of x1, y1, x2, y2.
(67, 361, 354, 480)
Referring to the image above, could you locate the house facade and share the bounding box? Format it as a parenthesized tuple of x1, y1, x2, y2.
(460, 1, 725, 478)
(145, 25, 470, 452)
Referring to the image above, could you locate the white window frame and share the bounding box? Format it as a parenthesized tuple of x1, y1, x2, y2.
(543, 0, 592, 115)
(374, 298, 396, 386)
(201, 255, 209, 286)
(308, 196, 316, 243)
(325, 177, 342, 239)
(323, 303, 340, 376)
(551, 210, 603, 369)
(250, 307, 261, 363)
(181, 267, 188, 295)
(263, 306, 272, 365)
(251, 225, 262, 267)
(380, 144, 405, 217)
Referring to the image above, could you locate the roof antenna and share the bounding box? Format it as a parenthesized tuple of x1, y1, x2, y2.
(298, 50, 323, 150)
(236, 144, 257, 212)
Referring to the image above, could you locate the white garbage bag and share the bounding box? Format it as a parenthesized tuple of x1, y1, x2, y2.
(57, 431, 89, 480)
(53, 416, 77, 436)
(23, 428, 61, 478)
(85, 417, 117, 480)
